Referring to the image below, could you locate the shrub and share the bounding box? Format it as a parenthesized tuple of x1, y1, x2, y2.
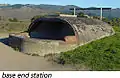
(31, 15, 46, 22)
(9, 18, 18, 22)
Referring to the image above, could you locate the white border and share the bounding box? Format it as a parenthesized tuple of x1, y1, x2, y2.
(0, 71, 119, 78)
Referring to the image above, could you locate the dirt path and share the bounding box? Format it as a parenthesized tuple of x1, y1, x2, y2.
(0, 33, 76, 70)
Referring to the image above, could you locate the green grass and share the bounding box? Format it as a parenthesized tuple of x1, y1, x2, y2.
(113, 26, 120, 32)
(58, 26, 120, 70)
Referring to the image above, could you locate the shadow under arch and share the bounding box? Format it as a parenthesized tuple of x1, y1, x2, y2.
(28, 17, 79, 43)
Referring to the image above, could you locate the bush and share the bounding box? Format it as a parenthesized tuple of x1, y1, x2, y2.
(113, 26, 120, 32)
(31, 15, 46, 22)
(9, 18, 18, 22)
(77, 12, 88, 18)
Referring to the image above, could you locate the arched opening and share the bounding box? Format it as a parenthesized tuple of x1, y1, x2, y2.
(28, 18, 77, 43)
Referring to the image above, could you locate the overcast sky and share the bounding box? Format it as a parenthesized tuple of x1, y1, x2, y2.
(0, 0, 119, 8)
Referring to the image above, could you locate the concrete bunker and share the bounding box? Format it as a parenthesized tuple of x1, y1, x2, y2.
(9, 16, 114, 56)
(28, 18, 77, 43)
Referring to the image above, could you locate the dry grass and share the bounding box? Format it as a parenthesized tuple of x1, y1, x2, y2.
(0, 20, 30, 33)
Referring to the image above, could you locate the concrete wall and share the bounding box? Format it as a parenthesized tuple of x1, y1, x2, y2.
(59, 14, 77, 17)
(9, 33, 77, 56)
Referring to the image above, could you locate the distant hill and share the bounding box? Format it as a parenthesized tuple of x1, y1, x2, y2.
(0, 4, 120, 19)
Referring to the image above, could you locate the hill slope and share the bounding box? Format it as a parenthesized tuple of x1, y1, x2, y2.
(0, 4, 120, 19)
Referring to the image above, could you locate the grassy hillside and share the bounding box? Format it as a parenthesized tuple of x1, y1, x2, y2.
(0, 20, 30, 33)
(57, 25, 120, 70)
(1, 4, 120, 19)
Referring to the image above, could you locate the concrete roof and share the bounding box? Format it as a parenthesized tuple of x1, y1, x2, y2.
(28, 17, 114, 44)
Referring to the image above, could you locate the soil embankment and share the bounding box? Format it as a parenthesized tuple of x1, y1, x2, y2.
(0, 33, 76, 70)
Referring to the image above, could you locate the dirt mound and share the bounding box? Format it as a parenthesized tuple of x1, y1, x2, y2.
(0, 39, 76, 70)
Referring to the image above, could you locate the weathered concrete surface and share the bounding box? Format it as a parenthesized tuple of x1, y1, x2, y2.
(59, 17, 114, 44)
(28, 17, 114, 44)
(23, 39, 77, 56)
(0, 42, 76, 70)
(9, 17, 115, 56)
(9, 35, 77, 56)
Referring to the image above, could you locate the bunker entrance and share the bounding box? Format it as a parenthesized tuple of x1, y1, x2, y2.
(29, 18, 77, 43)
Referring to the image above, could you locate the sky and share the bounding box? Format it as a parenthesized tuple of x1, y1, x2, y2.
(0, 0, 120, 8)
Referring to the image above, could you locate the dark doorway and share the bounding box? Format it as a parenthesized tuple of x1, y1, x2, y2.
(29, 18, 75, 41)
